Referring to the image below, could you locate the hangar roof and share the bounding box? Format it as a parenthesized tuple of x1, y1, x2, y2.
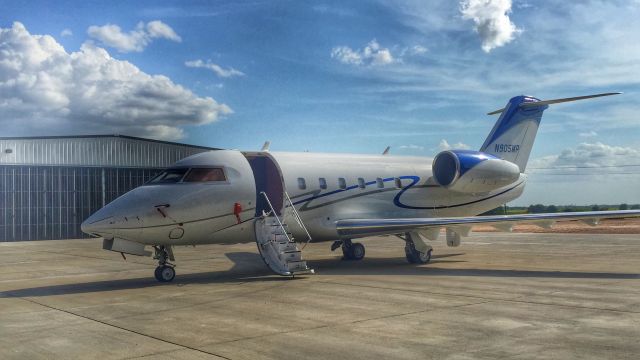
(0, 135, 220, 168)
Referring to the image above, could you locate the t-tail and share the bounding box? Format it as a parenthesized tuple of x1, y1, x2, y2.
(480, 92, 620, 172)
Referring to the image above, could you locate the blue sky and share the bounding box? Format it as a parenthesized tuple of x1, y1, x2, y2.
(1, 0, 639, 205)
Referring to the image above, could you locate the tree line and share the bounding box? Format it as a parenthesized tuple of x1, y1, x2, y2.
(482, 204, 640, 215)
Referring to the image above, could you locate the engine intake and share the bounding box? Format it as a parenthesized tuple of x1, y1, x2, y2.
(432, 150, 520, 193)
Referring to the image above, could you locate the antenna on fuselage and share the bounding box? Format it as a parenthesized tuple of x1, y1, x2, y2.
(261, 141, 270, 151)
(382, 146, 390, 155)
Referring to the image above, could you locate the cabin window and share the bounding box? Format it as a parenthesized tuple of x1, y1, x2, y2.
(148, 168, 188, 184)
(338, 178, 347, 189)
(376, 178, 384, 188)
(395, 177, 402, 189)
(184, 168, 226, 182)
(358, 178, 366, 189)
(298, 177, 307, 190)
(319, 177, 327, 190)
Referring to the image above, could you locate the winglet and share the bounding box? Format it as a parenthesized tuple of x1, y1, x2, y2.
(382, 146, 390, 155)
(261, 141, 270, 151)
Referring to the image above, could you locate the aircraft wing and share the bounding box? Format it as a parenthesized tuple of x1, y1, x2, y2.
(336, 210, 640, 240)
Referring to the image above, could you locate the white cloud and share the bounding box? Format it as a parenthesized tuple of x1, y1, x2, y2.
(578, 130, 598, 138)
(529, 142, 640, 171)
(0, 22, 231, 141)
(331, 39, 395, 66)
(460, 0, 521, 52)
(438, 139, 471, 151)
(87, 20, 181, 53)
(519, 142, 640, 204)
(411, 45, 428, 55)
(399, 144, 425, 151)
(145, 20, 181, 42)
(185, 59, 245, 78)
(60, 29, 72, 37)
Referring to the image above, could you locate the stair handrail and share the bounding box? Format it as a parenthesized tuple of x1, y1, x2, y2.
(259, 192, 292, 243)
(283, 191, 313, 248)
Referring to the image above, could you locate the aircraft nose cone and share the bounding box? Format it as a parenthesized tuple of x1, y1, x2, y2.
(81, 210, 115, 238)
(81, 188, 149, 238)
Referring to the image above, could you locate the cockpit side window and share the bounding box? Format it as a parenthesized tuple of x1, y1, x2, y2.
(183, 168, 226, 182)
(148, 168, 189, 184)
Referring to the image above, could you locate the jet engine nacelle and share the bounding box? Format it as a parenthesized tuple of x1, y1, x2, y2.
(432, 150, 520, 193)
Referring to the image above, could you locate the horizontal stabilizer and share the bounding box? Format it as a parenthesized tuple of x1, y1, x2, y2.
(487, 92, 621, 115)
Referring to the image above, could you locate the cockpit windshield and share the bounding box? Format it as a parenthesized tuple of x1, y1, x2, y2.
(146, 167, 226, 184)
(147, 168, 188, 184)
(183, 168, 226, 182)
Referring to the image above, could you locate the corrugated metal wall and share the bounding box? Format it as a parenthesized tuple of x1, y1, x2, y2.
(0, 166, 161, 241)
(0, 136, 216, 241)
(0, 136, 214, 167)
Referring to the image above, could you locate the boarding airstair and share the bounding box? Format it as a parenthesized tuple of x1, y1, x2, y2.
(255, 191, 314, 276)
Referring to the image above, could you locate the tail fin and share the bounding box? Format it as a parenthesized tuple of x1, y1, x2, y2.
(480, 92, 620, 172)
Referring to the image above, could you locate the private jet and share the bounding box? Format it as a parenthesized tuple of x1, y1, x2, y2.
(81, 92, 640, 282)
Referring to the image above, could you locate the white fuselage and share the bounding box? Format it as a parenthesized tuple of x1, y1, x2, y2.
(81, 150, 526, 246)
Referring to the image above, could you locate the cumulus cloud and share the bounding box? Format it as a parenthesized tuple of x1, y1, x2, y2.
(185, 59, 245, 78)
(0, 22, 231, 141)
(87, 20, 181, 53)
(460, 0, 521, 52)
(529, 142, 640, 171)
(331, 39, 395, 66)
(438, 139, 471, 151)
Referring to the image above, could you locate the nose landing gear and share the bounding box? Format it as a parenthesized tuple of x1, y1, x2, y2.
(153, 245, 176, 282)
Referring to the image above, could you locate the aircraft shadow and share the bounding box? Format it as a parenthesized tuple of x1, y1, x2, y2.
(1, 251, 638, 298)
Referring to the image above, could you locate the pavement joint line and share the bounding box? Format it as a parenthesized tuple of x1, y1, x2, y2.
(313, 279, 640, 314)
(11, 295, 233, 360)
(121, 348, 219, 360)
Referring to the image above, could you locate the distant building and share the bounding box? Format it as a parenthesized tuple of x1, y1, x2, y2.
(0, 135, 217, 241)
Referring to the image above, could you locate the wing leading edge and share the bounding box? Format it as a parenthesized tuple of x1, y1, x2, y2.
(336, 210, 640, 238)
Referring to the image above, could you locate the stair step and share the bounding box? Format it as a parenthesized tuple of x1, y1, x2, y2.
(287, 260, 309, 273)
(277, 242, 299, 252)
(271, 229, 292, 236)
(272, 234, 290, 241)
(280, 250, 301, 262)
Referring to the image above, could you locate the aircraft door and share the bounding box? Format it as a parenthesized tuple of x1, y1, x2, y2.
(244, 154, 285, 216)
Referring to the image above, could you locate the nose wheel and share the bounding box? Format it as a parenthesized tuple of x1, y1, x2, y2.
(155, 265, 176, 282)
(153, 245, 176, 282)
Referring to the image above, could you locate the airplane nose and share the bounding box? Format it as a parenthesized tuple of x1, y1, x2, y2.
(81, 188, 148, 238)
(81, 210, 115, 238)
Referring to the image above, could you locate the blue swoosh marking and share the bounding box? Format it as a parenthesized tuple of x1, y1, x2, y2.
(292, 176, 398, 206)
(292, 175, 523, 211)
(392, 175, 422, 209)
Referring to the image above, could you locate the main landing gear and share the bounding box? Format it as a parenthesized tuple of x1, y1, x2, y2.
(331, 239, 365, 261)
(153, 245, 176, 282)
(402, 232, 433, 264)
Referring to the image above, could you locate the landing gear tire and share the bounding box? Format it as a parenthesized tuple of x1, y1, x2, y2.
(405, 244, 432, 264)
(154, 265, 176, 282)
(153, 245, 176, 282)
(342, 240, 365, 261)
